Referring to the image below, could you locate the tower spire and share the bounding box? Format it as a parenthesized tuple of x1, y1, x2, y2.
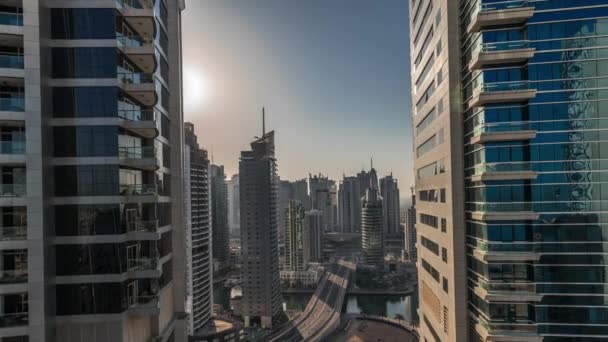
(370, 157, 373, 170)
(262, 107, 266, 136)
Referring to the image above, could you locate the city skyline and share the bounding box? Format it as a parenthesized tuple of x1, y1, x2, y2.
(182, 0, 414, 187)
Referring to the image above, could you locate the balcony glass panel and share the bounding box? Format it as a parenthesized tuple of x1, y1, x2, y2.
(0, 53, 23, 69)
(0, 226, 26, 240)
(0, 12, 23, 26)
(0, 184, 25, 197)
(118, 72, 154, 84)
(0, 312, 27, 327)
(0, 93, 24, 112)
(118, 146, 156, 159)
(118, 109, 157, 122)
(0, 141, 25, 154)
(0, 270, 27, 284)
(119, 184, 157, 195)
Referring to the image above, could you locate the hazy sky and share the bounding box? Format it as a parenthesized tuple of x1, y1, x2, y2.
(182, 0, 413, 187)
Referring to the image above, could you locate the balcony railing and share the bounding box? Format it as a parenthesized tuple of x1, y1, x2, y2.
(116, 34, 151, 48)
(127, 257, 158, 271)
(474, 81, 532, 96)
(0, 312, 28, 328)
(120, 184, 157, 196)
(0, 53, 24, 69)
(0, 184, 25, 197)
(0, 270, 27, 284)
(0, 226, 26, 240)
(118, 109, 157, 122)
(0, 141, 25, 154)
(0, 12, 23, 26)
(116, 0, 153, 9)
(467, 202, 533, 212)
(472, 122, 530, 136)
(479, 280, 536, 294)
(472, 162, 532, 175)
(127, 219, 158, 233)
(118, 146, 156, 159)
(480, 0, 529, 12)
(478, 317, 537, 334)
(482, 40, 530, 53)
(118, 71, 155, 85)
(0, 93, 24, 112)
(128, 294, 158, 308)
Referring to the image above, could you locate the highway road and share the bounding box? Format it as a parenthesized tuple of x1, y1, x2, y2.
(267, 260, 354, 342)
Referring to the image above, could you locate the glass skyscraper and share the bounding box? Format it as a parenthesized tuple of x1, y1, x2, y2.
(412, 0, 608, 341)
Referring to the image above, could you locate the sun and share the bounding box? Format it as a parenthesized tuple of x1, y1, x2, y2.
(183, 66, 210, 113)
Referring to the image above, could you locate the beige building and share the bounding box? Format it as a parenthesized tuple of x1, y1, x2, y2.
(409, 0, 467, 341)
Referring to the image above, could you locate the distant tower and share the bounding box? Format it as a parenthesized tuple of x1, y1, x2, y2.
(338, 176, 362, 233)
(304, 210, 324, 263)
(284, 200, 307, 271)
(403, 187, 417, 261)
(210, 164, 230, 271)
(239, 112, 282, 328)
(309, 173, 335, 232)
(361, 167, 384, 268)
(380, 174, 401, 236)
(227, 174, 240, 237)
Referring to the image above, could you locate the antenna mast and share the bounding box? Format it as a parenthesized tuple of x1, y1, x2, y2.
(262, 107, 266, 136)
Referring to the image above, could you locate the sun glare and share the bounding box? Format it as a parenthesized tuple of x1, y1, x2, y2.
(183, 66, 209, 113)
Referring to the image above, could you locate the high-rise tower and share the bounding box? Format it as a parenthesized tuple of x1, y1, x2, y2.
(411, 1, 608, 341)
(239, 123, 282, 328)
(210, 164, 229, 271)
(184, 122, 212, 336)
(361, 168, 384, 268)
(284, 200, 306, 271)
(380, 174, 401, 236)
(338, 176, 362, 233)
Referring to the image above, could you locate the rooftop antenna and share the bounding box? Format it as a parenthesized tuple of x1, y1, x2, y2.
(262, 107, 266, 136)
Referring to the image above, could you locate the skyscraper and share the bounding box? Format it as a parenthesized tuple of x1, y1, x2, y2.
(411, 1, 608, 341)
(403, 191, 417, 262)
(210, 164, 229, 271)
(239, 128, 282, 328)
(309, 173, 335, 232)
(17, 1, 189, 341)
(184, 122, 212, 335)
(284, 200, 306, 271)
(226, 174, 240, 237)
(361, 168, 384, 268)
(380, 174, 401, 236)
(338, 176, 362, 233)
(304, 209, 324, 263)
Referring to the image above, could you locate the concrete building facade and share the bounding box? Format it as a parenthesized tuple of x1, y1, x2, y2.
(284, 200, 306, 272)
(304, 209, 323, 263)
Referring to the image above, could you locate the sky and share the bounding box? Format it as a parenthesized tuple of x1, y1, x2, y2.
(182, 0, 413, 191)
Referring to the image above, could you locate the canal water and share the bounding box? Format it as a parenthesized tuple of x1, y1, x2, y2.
(214, 285, 417, 321)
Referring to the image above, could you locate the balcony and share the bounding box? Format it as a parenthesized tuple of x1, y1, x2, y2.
(0, 226, 25, 241)
(474, 280, 542, 303)
(118, 72, 157, 107)
(119, 184, 158, 200)
(469, 41, 535, 70)
(471, 162, 537, 183)
(473, 241, 540, 262)
(469, 82, 536, 108)
(474, 316, 541, 342)
(469, 202, 538, 222)
(0, 52, 23, 69)
(0, 270, 26, 284)
(118, 146, 159, 171)
(126, 219, 159, 233)
(469, 122, 536, 145)
(0, 93, 24, 113)
(0, 184, 25, 198)
(128, 294, 160, 316)
(116, 33, 155, 60)
(467, 1, 534, 33)
(118, 109, 159, 138)
(0, 312, 27, 328)
(127, 257, 158, 272)
(0, 11, 23, 36)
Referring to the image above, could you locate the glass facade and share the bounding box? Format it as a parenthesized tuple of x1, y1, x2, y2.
(463, 1, 608, 341)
